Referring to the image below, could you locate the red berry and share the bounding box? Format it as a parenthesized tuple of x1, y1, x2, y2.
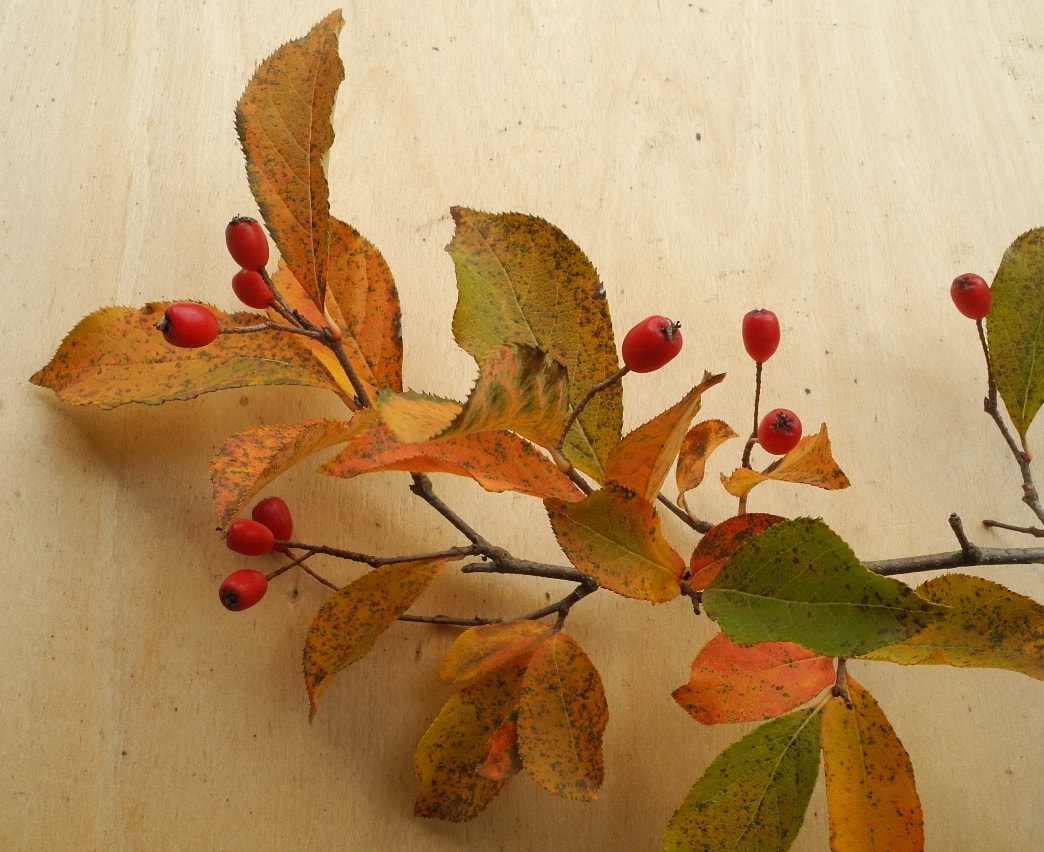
(225, 518, 275, 556)
(225, 216, 270, 270)
(231, 268, 274, 309)
(219, 569, 269, 611)
(950, 273, 991, 319)
(157, 302, 220, 348)
(742, 308, 781, 362)
(251, 496, 293, 543)
(621, 315, 684, 373)
(757, 408, 802, 455)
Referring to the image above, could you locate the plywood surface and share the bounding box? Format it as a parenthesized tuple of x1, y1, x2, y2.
(3, 2, 1043, 849)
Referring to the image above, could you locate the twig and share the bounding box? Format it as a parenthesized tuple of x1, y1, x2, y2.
(864, 545, 1044, 576)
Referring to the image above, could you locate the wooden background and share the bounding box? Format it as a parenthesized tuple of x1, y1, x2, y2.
(4, 2, 1043, 849)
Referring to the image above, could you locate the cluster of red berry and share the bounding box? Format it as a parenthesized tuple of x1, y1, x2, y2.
(219, 496, 293, 611)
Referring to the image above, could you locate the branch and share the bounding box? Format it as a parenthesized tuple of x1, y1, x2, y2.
(864, 546, 1044, 576)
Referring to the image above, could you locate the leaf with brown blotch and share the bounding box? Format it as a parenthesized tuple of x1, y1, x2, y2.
(860, 573, 1044, 679)
(319, 408, 582, 501)
(476, 717, 523, 782)
(304, 557, 447, 721)
(447, 207, 622, 480)
(822, 677, 924, 851)
(676, 419, 739, 505)
(721, 424, 850, 498)
(438, 621, 555, 688)
(687, 513, 785, 591)
(672, 633, 834, 725)
(546, 486, 684, 603)
(414, 660, 526, 822)
(211, 418, 357, 528)
(517, 632, 607, 801)
(30, 303, 351, 409)
(604, 372, 725, 503)
(235, 10, 344, 308)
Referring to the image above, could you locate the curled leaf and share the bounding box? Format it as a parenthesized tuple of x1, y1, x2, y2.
(676, 419, 739, 503)
(721, 424, 850, 498)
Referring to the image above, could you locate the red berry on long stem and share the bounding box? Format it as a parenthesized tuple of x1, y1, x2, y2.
(225, 216, 270, 270)
(757, 408, 802, 455)
(742, 308, 781, 362)
(157, 302, 220, 348)
(225, 518, 275, 556)
(219, 569, 269, 611)
(950, 273, 991, 320)
(621, 315, 683, 373)
(231, 268, 274, 309)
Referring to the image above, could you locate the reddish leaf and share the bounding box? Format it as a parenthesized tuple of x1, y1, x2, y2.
(438, 621, 555, 688)
(236, 11, 344, 308)
(721, 424, 851, 498)
(676, 419, 739, 503)
(672, 633, 834, 724)
(687, 513, 784, 591)
(822, 677, 924, 850)
(476, 717, 523, 782)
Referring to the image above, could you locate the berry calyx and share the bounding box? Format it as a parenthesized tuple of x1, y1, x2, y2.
(225, 216, 270, 270)
(251, 496, 293, 545)
(231, 268, 274, 309)
(950, 273, 992, 320)
(157, 302, 220, 348)
(757, 408, 802, 455)
(742, 308, 781, 362)
(621, 315, 683, 373)
(225, 517, 275, 556)
(219, 569, 269, 611)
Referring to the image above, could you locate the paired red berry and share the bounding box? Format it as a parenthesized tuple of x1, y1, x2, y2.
(157, 302, 220, 348)
(225, 216, 270, 270)
(621, 315, 684, 373)
(950, 273, 991, 320)
(742, 309, 781, 362)
(757, 408, 802, 455)
(231, 268, 274, 309)
(252, 496, 293, 551)
(225, 517, 275, 556)
(219, 569, 269, 611)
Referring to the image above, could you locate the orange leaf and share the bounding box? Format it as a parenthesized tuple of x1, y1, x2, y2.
(721, 424, 851, 498)
(304, 557, 446, 720)
(236, 10, 344, 308)
(517, 632, 607, 801)
(676, 419, 739, 502)
(822, 677, 924, 850)
(688, 513, 785, 591)
(30, 303, 351, 408)
(547, 486, 683, 602)
(604, 372, 726, 502)
(672, 633, 834, 724)
(438, 621, 555, 688)
(476, 717, 523, 782)
(211, 418, 357, 528)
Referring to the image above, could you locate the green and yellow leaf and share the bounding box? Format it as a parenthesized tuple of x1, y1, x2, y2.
(687, 512, 784, 591)
(721, 424, 850, 498)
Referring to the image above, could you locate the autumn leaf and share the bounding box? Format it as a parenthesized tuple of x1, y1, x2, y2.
(822, 677, 924, 851)
(703, 518, 948, 657)
(604, 372, 725, 503)
(860, 573, 1044, 679)
(319, 408, 582, 501)
(721, 424, 850, 498)
(546, 486, 684, 603)
(211, 418, 357, 528)
(438, 621, 555, 688)
(304, 557, 446, 720)
(687, 512, 784, 591)
(517, 632, 607, 801)
(236, 10, 343, 308)
(676, 419, 739, 505)
(663, 707, 823, 851)
(477, 717, 523, 782)
(672, 633, 834, 725)
(30, 303, 351, 408)
(376, 390, 461, 442)
(987, 227, 1044, 439)
(447, 207, 622, 479)
(414, 660, 526, 822)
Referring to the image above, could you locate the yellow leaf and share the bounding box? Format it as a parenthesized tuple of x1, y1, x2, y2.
(376, 391, 461, 442)
(676, 419, 739, 502)
(722, 423, 851, 498)
(438, 621, 555, 687)
(822, 677, 924, 851)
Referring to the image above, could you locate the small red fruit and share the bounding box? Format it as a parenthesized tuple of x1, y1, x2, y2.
(742, 308, 781, 362)
(225, 216, 270, 270)
(621, 315, 684, 373)
(950, 273, 991, 320)
(225, 518, 275, 556)
(757, 408, 802, 455)
(231, 268, 274, 309)
(219, 569, 269, 611)
(157, 302, 220, 348)
(251, 496, 293, 543)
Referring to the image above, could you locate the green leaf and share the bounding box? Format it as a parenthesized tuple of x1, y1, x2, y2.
(703, 518, 948, 657)
(988, 227, 1044, 438)
(664, 707, 823, 852)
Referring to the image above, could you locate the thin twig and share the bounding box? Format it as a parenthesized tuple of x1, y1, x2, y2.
(864, 545, 1044, 576)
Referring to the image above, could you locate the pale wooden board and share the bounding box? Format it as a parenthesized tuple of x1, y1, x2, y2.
(4, 1, 1044, 849)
